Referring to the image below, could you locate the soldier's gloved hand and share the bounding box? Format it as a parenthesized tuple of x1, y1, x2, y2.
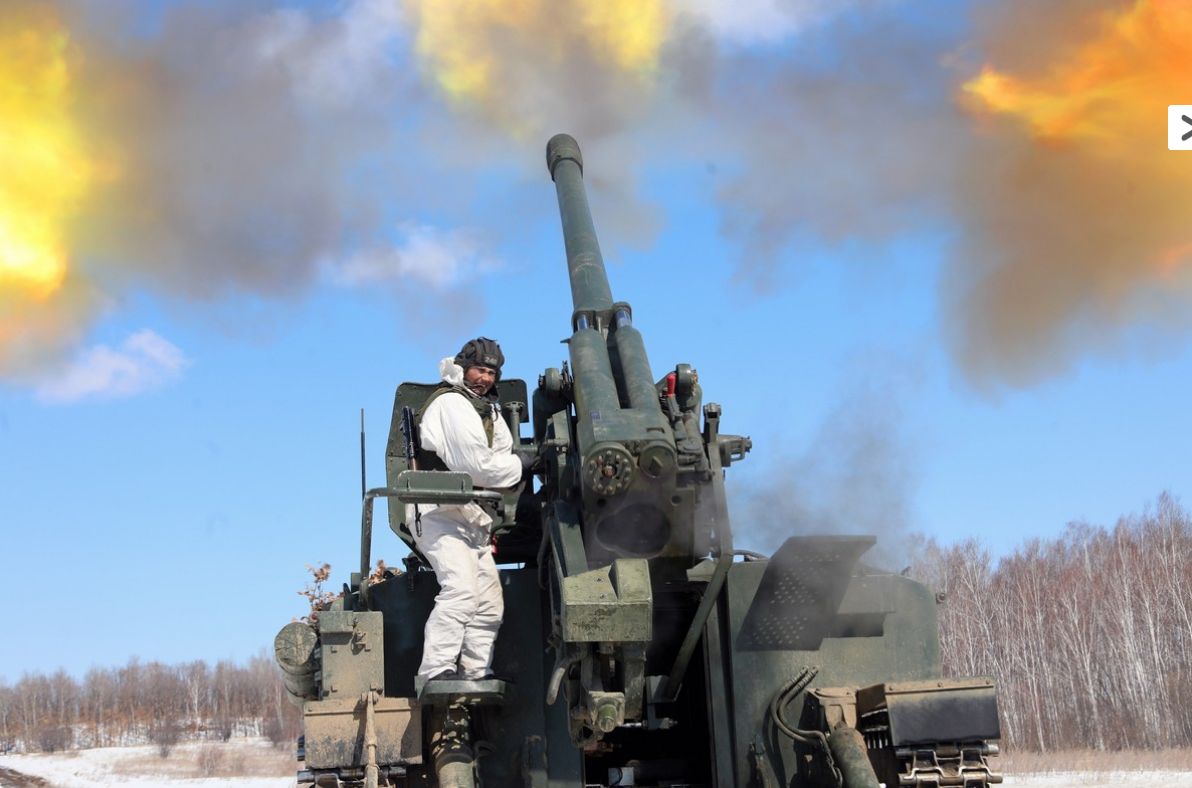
(515, 448, 542, 477)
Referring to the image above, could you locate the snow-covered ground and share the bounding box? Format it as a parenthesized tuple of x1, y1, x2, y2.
(2, 742, 1191, 788)
(0, 738, 291, 788)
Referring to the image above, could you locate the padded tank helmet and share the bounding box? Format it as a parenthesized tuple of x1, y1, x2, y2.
(455, 337, 504, 380)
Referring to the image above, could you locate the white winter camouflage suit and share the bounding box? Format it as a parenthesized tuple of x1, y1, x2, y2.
(408, 358, 522, 683)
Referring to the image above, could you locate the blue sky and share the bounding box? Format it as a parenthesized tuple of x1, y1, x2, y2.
(2, 0, 1190, 679)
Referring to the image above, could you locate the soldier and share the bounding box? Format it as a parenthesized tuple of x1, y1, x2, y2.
(410, 337, 532, 690)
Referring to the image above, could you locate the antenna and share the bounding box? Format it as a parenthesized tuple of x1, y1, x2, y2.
(359, 408, 366, 500)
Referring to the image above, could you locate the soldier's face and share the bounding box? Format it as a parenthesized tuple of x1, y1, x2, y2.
(463, 365, 497, 396)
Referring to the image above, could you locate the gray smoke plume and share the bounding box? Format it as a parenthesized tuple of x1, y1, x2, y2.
(10, 0, 1180, 393)
(71, 0, 413, 298)
(729, 367, 921, 569)
(708, 50, 960, 288)
(694, 0, 1192, 389)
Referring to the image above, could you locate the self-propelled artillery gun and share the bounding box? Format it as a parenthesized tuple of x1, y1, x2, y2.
(273, 134, 1003, 787)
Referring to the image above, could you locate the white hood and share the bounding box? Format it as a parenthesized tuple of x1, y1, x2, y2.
(439, 356, 464, 386)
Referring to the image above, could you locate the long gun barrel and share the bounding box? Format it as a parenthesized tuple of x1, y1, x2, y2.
(547, 134, 614, 315)
(545, 134, 679, 560)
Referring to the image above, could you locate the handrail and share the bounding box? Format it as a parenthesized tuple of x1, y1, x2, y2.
(358, 473, 503, 603)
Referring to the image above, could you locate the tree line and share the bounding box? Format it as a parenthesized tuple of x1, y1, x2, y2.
(1, 494, 1188, 755)
(913, 492, 1192, 751)
(0, 654, 299, 755)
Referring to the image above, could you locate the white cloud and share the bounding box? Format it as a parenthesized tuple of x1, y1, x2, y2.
(35, 330, 191, 403)
(247, 0, 406, 108)
(329, 221, 502, 290)
(676, 0, 854, 45)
